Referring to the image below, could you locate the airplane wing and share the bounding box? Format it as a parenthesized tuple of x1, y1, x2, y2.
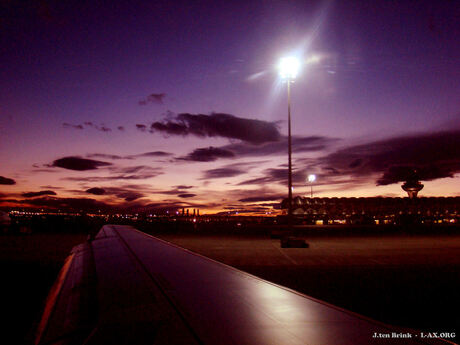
(35, 225, 456, 345)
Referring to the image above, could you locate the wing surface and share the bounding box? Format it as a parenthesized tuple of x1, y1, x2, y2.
(35, 225, 456, 345)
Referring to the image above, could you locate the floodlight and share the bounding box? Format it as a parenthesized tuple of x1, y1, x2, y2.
(279, 57, 300, 79)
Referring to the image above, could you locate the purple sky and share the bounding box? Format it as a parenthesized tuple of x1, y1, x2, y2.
(1, 0, 459, 214)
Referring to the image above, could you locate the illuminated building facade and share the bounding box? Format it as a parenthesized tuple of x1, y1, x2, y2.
(281, 196, 460, 225)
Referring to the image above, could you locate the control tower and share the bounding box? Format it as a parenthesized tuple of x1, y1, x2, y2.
(401, 170, 424, 199)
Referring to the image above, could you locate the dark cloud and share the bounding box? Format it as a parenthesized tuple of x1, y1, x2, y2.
(139, 93, 166, 105)
(64, 122, 112, 132)
(137, 151, 172, 157)
(40, 185, 63, 190)
(116, 192, 143, 202)
(320, 130, 460, 185)
(86, 187, 105, 195)
(151, 113, 281, 144)
(136, 124, 147, 132)
(62, 166, 162, 182)
(62, 123, 83, 130)
(201, 161, 266, 179)
(110, 165, 151, 174)
(51, 156, 112, 171)
(118, 184, 152, 190)
(87, 153, 126, 160)
(238, 168, 306, 186)
(63, 174, 160, 182)
(117, 126, 125, 131)
(237, 177, 269, 185)
(177, 193, 196, 198)
(150, 121, 187, 135)
(181, 136, 334, 164)
(238, 195, 284, 202)
(107, 165, 161, 177)
(202, 167, 244, 179)
(175, 185, 193, 189)
(86, 151, 172, 160)
(84, 122, 112, 132)
(0, 176, 16, 185)
(85, 186, 143, 201)
(222, 135, 335, 156)
(22, 190, 57, 198)
(157, 188, 193, 195)
(181, 147, 235, 162)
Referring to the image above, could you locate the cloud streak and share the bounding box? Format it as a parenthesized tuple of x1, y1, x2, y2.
(63, 172, 162, 182)
(222, 135, 335, 156)
(51, 156, 112, 171)
(87, 153, 127, 160)
(181, 135, 335, 163)
(136, 151, 172, 157)
(62, 165, 162, 182)
(85, 186, 144, 201)
(180, 147, 235, 162)
(87, 151, 172, 160)
(63, 123, 83, 130)
(177, 193, 196, 198)
(150, 113, 281, 144)
(22, 190, 57, 198)
(237, 168, 307, 186)
(86, 187, 105, 195)
(318, 129, 460, 185)
(84, 122, 111, 132)
(62, 122, 115, 132)
(0, 176, 16, 185)
(136, 124, 147, 132)
(139, 93, 166, 105)
(202, 167, 245, 179)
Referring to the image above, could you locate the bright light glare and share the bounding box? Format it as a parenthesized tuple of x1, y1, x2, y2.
(308, 174, 316, 182)
(279, 57, 300, 79)
(305, 54, 321, 65)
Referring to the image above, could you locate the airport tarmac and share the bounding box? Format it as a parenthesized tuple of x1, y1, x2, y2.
(157, 233, 460, 337)
(2, 232, 459, 344)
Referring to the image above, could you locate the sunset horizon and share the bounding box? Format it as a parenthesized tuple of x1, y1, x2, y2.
(1, 0, 459, 215)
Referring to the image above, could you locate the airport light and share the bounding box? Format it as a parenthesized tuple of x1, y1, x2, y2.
(279, 56, 301, 228)
(279, 57, 301, 79)
(308, 174, 316, 198)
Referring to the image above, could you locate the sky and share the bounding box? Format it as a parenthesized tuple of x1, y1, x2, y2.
(1, 0, 459, 214)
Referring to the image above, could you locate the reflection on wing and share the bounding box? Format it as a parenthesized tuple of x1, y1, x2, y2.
(36, 225, 455, 345)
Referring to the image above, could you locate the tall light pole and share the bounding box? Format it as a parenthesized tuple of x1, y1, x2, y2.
(279, 57, 300, 227)
(308, 174, 316, 198)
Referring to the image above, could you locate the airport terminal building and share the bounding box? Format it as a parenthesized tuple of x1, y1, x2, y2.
(280, 196, 460, 225)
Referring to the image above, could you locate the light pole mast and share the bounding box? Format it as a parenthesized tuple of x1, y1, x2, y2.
(279, 56, 300, 229)
(287, 78, 293, 223)
(308, 174, 316, 199)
